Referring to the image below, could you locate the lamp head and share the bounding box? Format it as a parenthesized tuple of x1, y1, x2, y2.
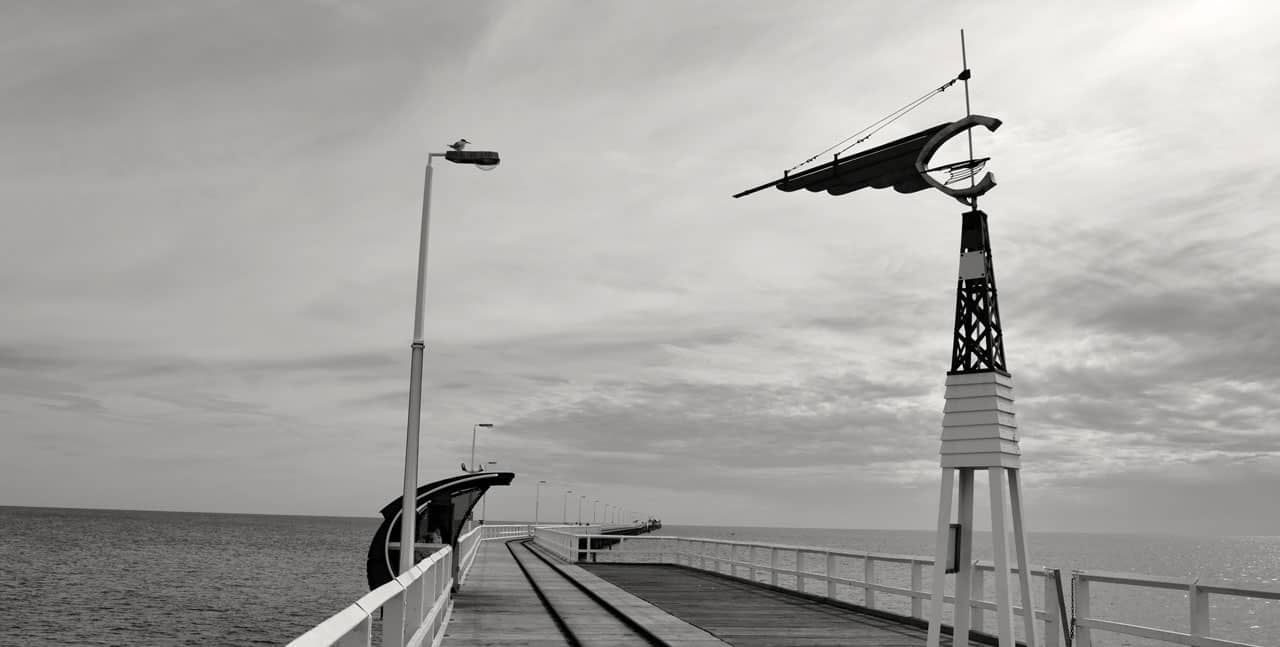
(445, 150, 501, 168)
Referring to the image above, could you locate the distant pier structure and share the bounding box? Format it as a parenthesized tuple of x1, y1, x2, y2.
(735, 41, 1037, 647)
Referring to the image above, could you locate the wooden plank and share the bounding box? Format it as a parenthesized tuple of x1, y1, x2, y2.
(585, 563, 990, 647)
(441, 540, 571, 647)
(508, 543, 653, 646)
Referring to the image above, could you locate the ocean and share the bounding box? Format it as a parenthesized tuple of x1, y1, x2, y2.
(1, 507, 1275, 646)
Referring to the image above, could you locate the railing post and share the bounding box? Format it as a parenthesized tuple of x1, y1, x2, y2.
(405, 569, 426, 634)
(1043, 571, 1059, 647)
(770, 547, 779, 586)
(382, 589, 407, 647)
(337, 616, 372, 647)
(972, 565, 986, 632)
(1190, 579, 1209, 639)
(911, 560, 924, 618)
(864, 557, 876, 609)
(1075, 575, 1091, 647)
(795, 549, 804, 591)
(750, 545, 758, 582)
(826, 552, 837, 599)
(431, 563, 443, 637)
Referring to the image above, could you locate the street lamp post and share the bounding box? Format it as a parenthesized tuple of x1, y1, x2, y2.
(577, 495, 584, 525)
(466, 423, 493, 472)
(398, 142, 502, 575)
(562, 490, 572, 524)
(535, 480, 547, 525)
(480, 461, 497, 523)
(593, 499, 599, 525)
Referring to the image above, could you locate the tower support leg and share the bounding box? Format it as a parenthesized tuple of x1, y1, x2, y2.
(989, 467, 1015, 647)
(926, 468, 956, 647)
(1009, 468, 1039, 647)
(952, 469, 976, 644)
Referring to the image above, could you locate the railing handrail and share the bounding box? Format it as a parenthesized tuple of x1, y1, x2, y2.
(286, 546, 453, 647)
(1073, 568, 1277, 647)
(1075, 569, 1280, 599)
(564, 532, 1055, 573)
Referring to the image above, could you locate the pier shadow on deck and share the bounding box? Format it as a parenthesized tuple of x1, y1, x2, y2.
(584, 563, 981, 647)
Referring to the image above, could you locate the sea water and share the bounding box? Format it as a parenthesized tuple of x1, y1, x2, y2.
(1, 507, 1275, 646)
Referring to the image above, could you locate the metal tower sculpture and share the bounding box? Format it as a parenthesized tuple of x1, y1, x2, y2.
(735, 35, 1038, 647)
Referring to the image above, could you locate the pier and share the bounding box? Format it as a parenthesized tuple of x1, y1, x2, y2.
(288, 523, 1279, 647)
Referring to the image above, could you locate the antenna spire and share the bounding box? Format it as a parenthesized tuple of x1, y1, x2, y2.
(961, 29, 978, 207)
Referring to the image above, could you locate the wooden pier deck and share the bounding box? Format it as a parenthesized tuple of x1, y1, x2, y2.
(442, 539, 982, 647)
(442, 540, 569, 646)
(585, 563, 976, 647)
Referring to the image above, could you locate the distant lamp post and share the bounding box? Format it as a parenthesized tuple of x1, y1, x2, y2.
(535, 480, 548, 525)
(562, 490, 572, 524)
(593, 499, 599, 525)
(464, 423, 494, 473)
(398, 140, 503, 575)
(577, 495, 585, 525)
(480, 461, 498, 523)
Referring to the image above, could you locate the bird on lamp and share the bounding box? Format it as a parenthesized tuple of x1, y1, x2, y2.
(449, 139, 470, 151)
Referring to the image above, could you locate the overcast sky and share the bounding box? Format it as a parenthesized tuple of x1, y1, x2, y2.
(3, 1, 1278, 535)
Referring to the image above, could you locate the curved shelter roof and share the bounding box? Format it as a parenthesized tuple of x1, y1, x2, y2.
(366, 471, 515, 589)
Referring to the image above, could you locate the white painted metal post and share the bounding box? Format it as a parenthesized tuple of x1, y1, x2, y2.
(770, 547, 779, 586)
(1043, 571, 1060, 647)
(955, 468, 975, 644)
(405, 573, 426, 631)
(864, 557, 876, 609)
(383, 591, 407, 647)
(911, 561, 924, 618)
(399, 161, 436, 575)
(1008, 469, 1040, 647)
(1075, 576, 1091, 647)
(1190, 579, 1209, 639)
(337, 617, 372, 647)
(927, 467, 956, 647)
(827, 552, 838, 599)
(972, 565, 986, 632)
(989, 466, 1015, 647)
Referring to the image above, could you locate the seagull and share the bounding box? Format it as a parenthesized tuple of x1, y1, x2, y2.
(448, 139, 470, 151)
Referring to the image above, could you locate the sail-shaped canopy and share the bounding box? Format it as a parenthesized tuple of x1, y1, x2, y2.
(734, 123, 949, 199)
(365, 471, 515, 589)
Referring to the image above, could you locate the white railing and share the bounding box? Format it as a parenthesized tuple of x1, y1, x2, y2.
(538, 533, 1066, 646)
(286, 545, 453, 647)
(1074, 570, 1279, 647)
(286, 523, 597, 647)
(455, 525, 483, 585)
(477, 523, 535, 540)
(532, 527, 581, 561)
(532, 525, 645, 562)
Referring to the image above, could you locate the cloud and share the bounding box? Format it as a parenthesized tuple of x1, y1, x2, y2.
(2, 1, 1278, 534)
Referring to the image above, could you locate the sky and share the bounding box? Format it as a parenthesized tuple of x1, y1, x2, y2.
(3, 1, 1279, 536)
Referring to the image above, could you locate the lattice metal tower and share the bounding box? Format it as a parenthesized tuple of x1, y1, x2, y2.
(734, 39, 1039, 647)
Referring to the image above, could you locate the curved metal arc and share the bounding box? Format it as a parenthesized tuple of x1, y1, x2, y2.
(379, 472, 512, 581)
(915, 114, 1003, 203)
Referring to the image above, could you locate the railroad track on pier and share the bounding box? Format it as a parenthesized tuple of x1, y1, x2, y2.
(505, 538, 664, 646)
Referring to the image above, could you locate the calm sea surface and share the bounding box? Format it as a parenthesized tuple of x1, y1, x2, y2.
(1, 507, 1276, 646)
